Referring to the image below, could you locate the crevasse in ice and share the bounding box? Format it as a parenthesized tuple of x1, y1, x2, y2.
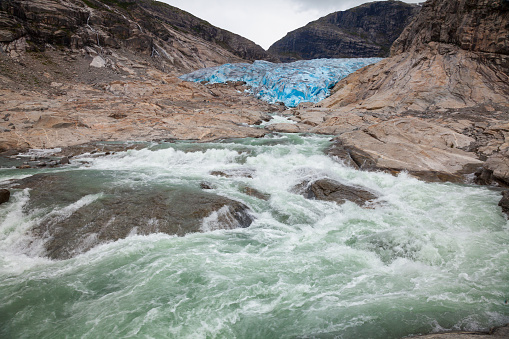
(179, 58, 382, 107)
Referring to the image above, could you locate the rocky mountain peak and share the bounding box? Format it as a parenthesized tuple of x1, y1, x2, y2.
(268, 1, 420, 62)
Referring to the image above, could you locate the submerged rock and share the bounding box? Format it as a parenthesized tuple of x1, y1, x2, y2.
(294, 178, 378, 206)
(12, 173, 254, 260)
(240, 185, 270, 201)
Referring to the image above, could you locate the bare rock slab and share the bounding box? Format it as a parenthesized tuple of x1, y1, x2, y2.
(329, 117, 483, 182)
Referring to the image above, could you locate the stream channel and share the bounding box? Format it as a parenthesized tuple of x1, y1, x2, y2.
(0, 132, 508, 338)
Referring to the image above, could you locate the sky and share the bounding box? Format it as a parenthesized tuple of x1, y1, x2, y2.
(160, 0, 423, 50)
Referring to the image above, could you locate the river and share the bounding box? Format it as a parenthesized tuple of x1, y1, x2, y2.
(1, 133, 508, 338)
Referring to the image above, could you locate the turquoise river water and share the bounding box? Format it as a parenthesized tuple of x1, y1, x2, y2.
(0, 134, 508, 338)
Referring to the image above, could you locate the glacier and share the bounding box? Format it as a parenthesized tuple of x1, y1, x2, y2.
(179, 58, 382, 107)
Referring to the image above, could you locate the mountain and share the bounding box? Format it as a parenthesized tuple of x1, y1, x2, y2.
(268, 1, 420, 62)
(321, 0, 509, 112)
(0, 0, 277, 77)
(0, 0, 282, 152)
(319, 0, 509, 186)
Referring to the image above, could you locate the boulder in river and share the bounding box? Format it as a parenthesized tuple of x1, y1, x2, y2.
(294, 178, 378, 206)
(12, 173, 254, 260)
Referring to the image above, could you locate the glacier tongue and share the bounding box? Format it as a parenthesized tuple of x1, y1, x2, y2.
(179, 58, 382, 107)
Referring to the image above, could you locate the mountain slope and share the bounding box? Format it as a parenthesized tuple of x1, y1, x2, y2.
(268, 1, 420, 62)
(321, 0, 509, 112)
(318, 0, 509, 186)
(0, 0, 276, 76)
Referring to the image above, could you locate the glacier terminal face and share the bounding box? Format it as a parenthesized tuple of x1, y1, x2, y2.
(179, 58, 382, 107)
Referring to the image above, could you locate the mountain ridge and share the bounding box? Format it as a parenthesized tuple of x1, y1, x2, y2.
(268, 1, 420, 62)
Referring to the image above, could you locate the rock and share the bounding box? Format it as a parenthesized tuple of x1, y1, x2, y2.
(0, 189, 10, 204)
(265, 123, 304, 133)
(60, 156, 70, 165)
(269, 1, 420, 61)
(499, 190, 509, 217)
(200, 182, 214, 190)
(410, 323, 509, 338)
(12, 173, 255, 260)
(294, 178, 378, 206)
(90, 56, 106, 68)
(0, 0, 276, 75)
(478, 153, 509, 186)
(321, 0, 509, 114)
(240, 185, 270, 201)
(210, 169, 255, 179)
(34, 116, 75, 129)
(329, 117, 483, 182)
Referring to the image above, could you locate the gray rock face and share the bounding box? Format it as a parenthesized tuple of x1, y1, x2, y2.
(268, 1, 420, 62)
(13, 173, 254, 260)
(0, 0, 276, 73)
(295, 178, 378, 207)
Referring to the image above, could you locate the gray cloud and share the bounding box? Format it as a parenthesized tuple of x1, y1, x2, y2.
(161, 0, 422, 49)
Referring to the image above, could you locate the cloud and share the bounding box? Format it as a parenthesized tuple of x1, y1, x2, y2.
(160, 0, 422, 49)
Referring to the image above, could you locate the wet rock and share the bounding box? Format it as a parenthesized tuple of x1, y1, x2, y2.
(210, 169, 255, 179)
(295, 178, 378, 206)
(0, 189, 10, 204)
(410, 323, 509, 338)
(328, 118, 483, 183)
(60, 156, 70, 165)
(12, 173, 254, 260)
(499, 190, 509, 217)
(476, 153, 509, 187)
(240, 185, 270, 201)
(200, 182, 214, 190)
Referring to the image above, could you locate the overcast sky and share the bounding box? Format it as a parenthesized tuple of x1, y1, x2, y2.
(160, 0, 422, 49)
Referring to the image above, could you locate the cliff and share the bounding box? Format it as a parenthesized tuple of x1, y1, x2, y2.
(318, 0, 509, 186)
(268, 1, 420, 62)
(0, 0, 276, 75)
(321, 0, 509, 113)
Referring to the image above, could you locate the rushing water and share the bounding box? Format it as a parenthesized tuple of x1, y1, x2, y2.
(0, 134, 508, 339)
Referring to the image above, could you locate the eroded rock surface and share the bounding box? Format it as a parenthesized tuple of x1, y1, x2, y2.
(12, 173, 254, 260)
(328, 117, 483, 181)
(408, 323, 509, 338)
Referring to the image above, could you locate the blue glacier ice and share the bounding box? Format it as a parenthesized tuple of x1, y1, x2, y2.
(179, 58, 382, 107)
